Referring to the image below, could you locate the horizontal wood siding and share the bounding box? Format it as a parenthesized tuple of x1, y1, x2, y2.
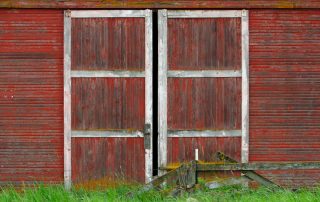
(1, 1, 320, 9)
(168, 78, 241, 130)
(71, 18, 145, 71)
(168, 18, 241, 70)
(72, 137, 145, 184)
(250, 10, 320, 187)
(71, 78, 145, 130)
(0, 9, 63, 184)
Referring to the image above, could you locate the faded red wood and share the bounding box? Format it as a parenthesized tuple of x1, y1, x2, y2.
(249, 10, 320, 187)
(1, 1, 320, 8)
(71, 16, 147, 183)
(167, 78, 241, 130)
(72, 137, 145, 184)
(0, 9, 63, 184)
(167, 137, 241, 163)
(71, 18, 145, 71)
(168, 18, 241, 70)
(71, 78, 145, 130)
(166, 16, 242, 182)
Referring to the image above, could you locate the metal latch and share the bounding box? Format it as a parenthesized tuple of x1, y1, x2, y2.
(144, 123, 151, 149)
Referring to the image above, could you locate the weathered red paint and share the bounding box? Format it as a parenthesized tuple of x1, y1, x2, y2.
(72, 137, 145, 184)
(1, 1, 320, 9)
(72, 78, 145, 130)
(168, 78, 241, 130)
(249, 10, 320, 187)
(0, 9, 64, 185)
(166, 17, 242, 166)
(168, 18, 241, 70)
(71, 18, 145, 71)
(168, 137, 241, 163)
(70, 17, 147, 183)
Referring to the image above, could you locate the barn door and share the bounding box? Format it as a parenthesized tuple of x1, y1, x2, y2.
(158, 10, 249, 172)
(64, 10, 153, 187)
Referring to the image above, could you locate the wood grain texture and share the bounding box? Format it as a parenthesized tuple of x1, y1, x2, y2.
(167, 78, 241, 130)
(72, 137, 145, 183)
(249, 10, 320, 187)
(0, 9, 63, 184)
(168, 18, 241, 70)
(71, 18, 145, 71)
(1, 1, 320, 8)
(71, 78, 145, 130)
(167, 137, 241, 163)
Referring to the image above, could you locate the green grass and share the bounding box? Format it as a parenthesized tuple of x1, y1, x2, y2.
(1, 183, 320, 202)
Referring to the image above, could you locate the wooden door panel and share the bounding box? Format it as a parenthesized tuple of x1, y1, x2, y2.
(158, 10, 249, 171)
(71, 78, 145, 130)
(71, 18, 145, 71)
(65, 10, 153, 186)
(168, 78, 241, 130)
(168, 18, 241, 70)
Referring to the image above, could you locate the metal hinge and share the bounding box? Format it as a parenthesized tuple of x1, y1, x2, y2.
(65, 10, 71, 17)
(144, 123, 151, 149)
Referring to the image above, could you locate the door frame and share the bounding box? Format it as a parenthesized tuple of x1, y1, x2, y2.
(157, 10, 249, 174)
(64, 10, 153, 188)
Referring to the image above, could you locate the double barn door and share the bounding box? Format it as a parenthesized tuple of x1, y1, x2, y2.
(64, 10, 248, 187)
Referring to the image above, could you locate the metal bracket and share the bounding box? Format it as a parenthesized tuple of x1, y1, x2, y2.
(144, 123, 151, 149)
(65, 10, 71, 17)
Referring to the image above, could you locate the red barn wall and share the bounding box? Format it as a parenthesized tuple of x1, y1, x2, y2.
(0, 9, 64, 185)
(249, 10, 320, 187)
(0, 8, 320, 187)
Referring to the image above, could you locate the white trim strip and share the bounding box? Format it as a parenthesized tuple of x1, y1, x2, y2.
(72, 130, 144, 138)
(167, 70, 241, 78)
(63, 11, 72, 190)
(144, 9, 153, 183)
(158, 9, 168, 175)
(168, 130, 242, 138)
(71, 70, 145, 78)
(168, 10, 242, 18)
(71, 10, 146, 18)
(241, 10, 250, 164)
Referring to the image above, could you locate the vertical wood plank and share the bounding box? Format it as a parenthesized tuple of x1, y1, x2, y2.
(64, 10, 72, 189)
(145, 9, 153, 183)
(158, 9, 168, 175)
(241, 10, 249, 163)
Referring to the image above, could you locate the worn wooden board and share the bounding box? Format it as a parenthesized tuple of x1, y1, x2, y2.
(160, 12, 244, 181)
(71, 18, 145, 71)
(72, 137, 145, 184)
(71, 78, 145, 130)
(1, 1, 320, 8)
(70, 12, 150, 184)
(168, 78, 241, 130)
(168, 18, 241, 70)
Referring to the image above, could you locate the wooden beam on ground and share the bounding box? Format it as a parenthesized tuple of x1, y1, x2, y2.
(196, 162, 320, 171)
(145, 161, 197, 191)
(215, 152, 278, 187)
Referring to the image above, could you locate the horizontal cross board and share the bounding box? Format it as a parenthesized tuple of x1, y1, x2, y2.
(168, 130, 242, 137)
(72, 130, 144, 137)
(71, 70, 145, 78)
(167, 70, 241, 78)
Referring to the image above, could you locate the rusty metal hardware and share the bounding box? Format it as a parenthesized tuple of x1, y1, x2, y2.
(144, 123, 151, 149)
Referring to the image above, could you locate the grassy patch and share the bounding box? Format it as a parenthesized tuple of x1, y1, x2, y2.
(1, 184, 320, 202)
